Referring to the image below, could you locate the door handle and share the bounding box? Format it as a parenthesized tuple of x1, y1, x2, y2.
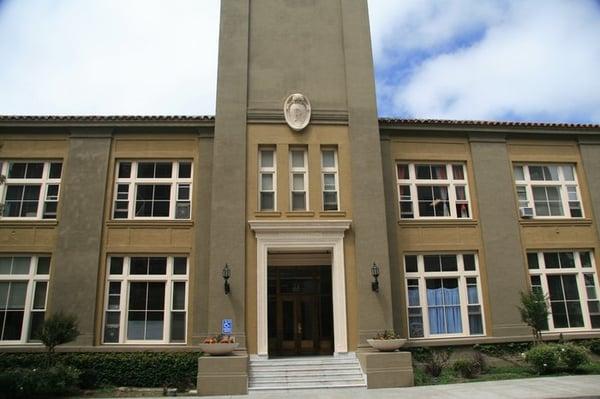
(297, 322, 302, 335)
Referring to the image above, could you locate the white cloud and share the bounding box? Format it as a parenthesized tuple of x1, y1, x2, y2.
(370, 0, 600, 122)
(0, 0, 220, 115)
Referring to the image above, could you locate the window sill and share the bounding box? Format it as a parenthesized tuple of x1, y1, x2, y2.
(254, 211, 282, 218)
(285, 211, 316, 217)
(106, 220, 194, 228)
(0, 220, 58, 227)
(397, 219, 478, 227)
(519, 218, 593, 227)
(319, 211, 347, 218)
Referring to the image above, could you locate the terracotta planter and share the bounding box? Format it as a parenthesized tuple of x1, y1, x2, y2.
(198, 342, 239, 356)
(367, 338, 406, 352)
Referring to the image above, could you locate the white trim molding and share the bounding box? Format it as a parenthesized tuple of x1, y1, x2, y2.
(249, 219, 351, 356)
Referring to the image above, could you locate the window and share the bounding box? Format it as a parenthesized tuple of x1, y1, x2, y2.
(527, 250, 599, 330)
(103, 256, 188, 344)
(396, 163, 471, 219)
(404, 253, 484, 338)
(113, 161, 192, 220)
(0, 256, 50, 343)
(513, 164, 583, 218)
(321, 149, 339, 211)
(259, 149, 276, 211)
(290, 149, 308, 211)
(0, 161, 62, 219)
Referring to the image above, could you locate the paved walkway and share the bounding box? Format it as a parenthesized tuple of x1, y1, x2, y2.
(153, 375, 600, 399)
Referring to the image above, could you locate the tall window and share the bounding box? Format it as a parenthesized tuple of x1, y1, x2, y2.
(527, 250, 599, 330)
(0, 161, 62, 219)
(514, 164, 583, 218)
(396, 163, 470, 219)
(259, 149, 276, 211)
(321, 149, 339, 211)
(103, 256, 188, 344)
(0, 256, 50, 343)
(113, 161, 192, 220)
(290, 149, 308, 211)
(404, 253, 484, 338)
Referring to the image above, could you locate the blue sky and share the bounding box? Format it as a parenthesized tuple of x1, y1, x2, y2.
(0, 0, 599, 123)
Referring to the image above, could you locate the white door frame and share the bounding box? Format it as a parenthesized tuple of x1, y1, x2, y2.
(249, 219, 351, 356)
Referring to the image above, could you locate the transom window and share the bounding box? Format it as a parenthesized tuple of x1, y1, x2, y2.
(103, 256, 188, 344)
(321, 149, 339, 211)
(290, 149, 308, 211)
(404, 253, 484, 338)
(0, 161, 62, 219)
(396, 163, 471, 219)
(0, 256, 50, 343)
(259, 149, 276, 211)
(113, 161, 192, 220)
(528, 250, 599, 331)
(514, 164, 583, 218)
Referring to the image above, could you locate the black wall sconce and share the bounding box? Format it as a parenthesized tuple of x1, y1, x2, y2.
(371, 262, 380, 292)
(222, 263, 231, 295)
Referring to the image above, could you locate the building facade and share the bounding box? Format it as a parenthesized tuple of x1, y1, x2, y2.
(1, 0, 600, 375)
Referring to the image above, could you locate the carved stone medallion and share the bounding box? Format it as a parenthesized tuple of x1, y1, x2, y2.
(284, 93, 311, 131)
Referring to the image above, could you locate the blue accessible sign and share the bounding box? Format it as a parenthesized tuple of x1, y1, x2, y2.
(222, 319, 233, 335)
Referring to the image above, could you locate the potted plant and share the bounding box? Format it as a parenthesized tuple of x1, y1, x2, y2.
(199, 334, 239, 355)
(366, 330, 406, 352)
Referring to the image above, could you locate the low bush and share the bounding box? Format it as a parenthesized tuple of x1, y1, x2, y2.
(525, 344, 560, 374)
(475, 342, 531, 358)
(558, 343, 589, 371)
(0, 351, 200, 390)
(424, 349, 450, 377)
(0, 363, 80, 399)
(452, 357, 481, 379)
(587, 339, 600, 356)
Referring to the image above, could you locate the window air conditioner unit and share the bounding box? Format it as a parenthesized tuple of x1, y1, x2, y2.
(519, 207, 534, 218)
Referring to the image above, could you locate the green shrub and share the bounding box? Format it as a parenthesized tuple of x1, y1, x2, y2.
(424, 349, 450, 377)
(0, 364, 80, 398)
(588, 339, 600, 356)
(452, 357, 481, 379)
(476, 342, 531, 358)
(558, 344, 589, 371)
(525, 344, 560, 374)
(0, 352, 200, 389)
(38, 312, 79, 367)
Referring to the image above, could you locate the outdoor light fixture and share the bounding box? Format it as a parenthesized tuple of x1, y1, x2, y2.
(371, 262, 380, 292)
(222, 263, 231, 295)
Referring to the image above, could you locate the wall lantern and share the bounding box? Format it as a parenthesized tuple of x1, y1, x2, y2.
(222, 263, 231, 295)
(371, 262, 380, 292)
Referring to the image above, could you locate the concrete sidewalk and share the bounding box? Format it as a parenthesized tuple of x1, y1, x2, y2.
(143, 375, 600, 399)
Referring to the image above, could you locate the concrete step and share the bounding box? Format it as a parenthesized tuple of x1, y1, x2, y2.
(249, 381, 367, 390)
(250, 374, 363, 384)
(250, 369, 362, 378)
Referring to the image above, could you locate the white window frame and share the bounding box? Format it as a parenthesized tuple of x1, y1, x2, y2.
(113, 160, 192, 220)
(321, 149, 340, 211)
(0, 256, 50, 344)
(103, 256, 189, 345)
(258, 149, 277, 211)
(513, 164, 584, 219)
(528, 250, 599, 332)
(289, 149, 309, 211)
(404, 253, 485, 339)
(396, 163, 471, 220)
(0, 161, 62, 220)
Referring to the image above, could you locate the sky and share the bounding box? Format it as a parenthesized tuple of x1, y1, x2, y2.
(0, 0, 599, 123)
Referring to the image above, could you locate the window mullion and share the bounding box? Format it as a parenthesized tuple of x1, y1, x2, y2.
(575, 272, 591, 329)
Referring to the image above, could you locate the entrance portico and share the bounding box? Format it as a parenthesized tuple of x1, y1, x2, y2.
(249, 220, 351, 356)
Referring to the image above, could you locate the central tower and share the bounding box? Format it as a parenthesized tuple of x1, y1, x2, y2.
(207, 0, 393, 356)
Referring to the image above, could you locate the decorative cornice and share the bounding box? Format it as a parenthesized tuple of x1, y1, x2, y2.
(248, 219, 351, 234)
(247, 109, 348, 125)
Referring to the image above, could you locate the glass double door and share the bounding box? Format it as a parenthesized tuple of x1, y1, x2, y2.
(268, 266, 333, 356)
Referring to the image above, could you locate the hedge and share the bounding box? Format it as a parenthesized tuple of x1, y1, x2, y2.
(0, 352, 201, 389)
